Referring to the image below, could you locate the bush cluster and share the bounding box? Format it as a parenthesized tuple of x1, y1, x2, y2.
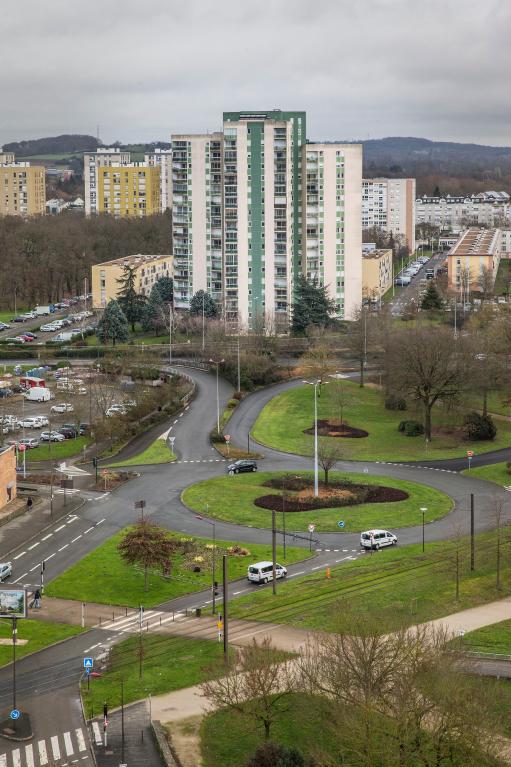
(398, 420, 424, 437)
(463, 411, 497, 441)
(385, 394, 407, 411)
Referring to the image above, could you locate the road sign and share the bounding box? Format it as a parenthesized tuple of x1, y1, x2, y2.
(308, 523, 316, 533)
(467, 450, 474, 457)
(83, 657, 94, 669)
(224, 434, 231, 443)
(338, 521, 345, 528)
(134, 500, 146, 510)
(18, 445, 26, 452)
(168, 436, 175, 447)
(10, 710, 20, 720)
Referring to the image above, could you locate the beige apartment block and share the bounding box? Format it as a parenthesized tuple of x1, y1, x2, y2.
(302, 143, 363, 319)
(363, 177, 416, 252)
(0, 152, 15, 164)
(0, 446, 16, 507)
(362, 249, 393, 300)
(0, 164, 45, 216)
(84, 148, 131, 215)
(91, 253, 173, 308)
(447, 227, 501, 292)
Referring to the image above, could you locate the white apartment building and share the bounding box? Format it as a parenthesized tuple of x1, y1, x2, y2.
(84, 148, 130, 215)
(416, 192, 511, 230)
(171, 134, 224, 310)
(145, 148, 173, 211)
(303, 143, 362, 319)
(362, 178, 416, 252)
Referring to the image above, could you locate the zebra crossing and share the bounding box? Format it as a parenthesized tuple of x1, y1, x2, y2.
(94, 607, 191, 636)
(0, 728, 89, 767)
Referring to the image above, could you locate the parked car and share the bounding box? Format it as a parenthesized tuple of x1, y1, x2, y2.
(11, 316, 26, 323)
(58, 427, 77, 439)
(18, 417, 43, 429)
(0, 322, 11, 330)
(23, 332, 37, 340)
(106, 404, 127, 417)
(5, 337, 25, 344)
(360, 529, 397, 550)
(79, 423, 90, 436)
(34, 415, 49, 427)
(40, 431, 65, 442)
(0, 562, 12, 581)
(51, 403, 74, 413)
(227, 459, 258, 474)
(248, 561, 287, 584)
(19, 437, 40, 449)
(0, 389, 13, 398)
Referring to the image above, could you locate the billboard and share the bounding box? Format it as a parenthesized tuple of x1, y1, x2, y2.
(0, 587, 27, 619)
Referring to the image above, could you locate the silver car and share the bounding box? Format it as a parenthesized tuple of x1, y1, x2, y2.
(0, 562, 12, 581)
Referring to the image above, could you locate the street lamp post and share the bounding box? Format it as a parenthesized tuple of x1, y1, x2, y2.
(420, 507, 427, 552)
(169, 304, 172, 366)
(195, 513, 216, 614)
(202, 293, 206, 352)
(209, 358, 224, 435)
(303, 380, 328, 497)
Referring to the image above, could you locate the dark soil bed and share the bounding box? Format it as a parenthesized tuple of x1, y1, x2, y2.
(303, 419, 369, 438)
(254, 481, 408, 512)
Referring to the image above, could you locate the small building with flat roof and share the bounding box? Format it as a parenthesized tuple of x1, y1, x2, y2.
(362, 248, 393, 301)
(91, 254, 173, 308)
(447, 228, 501, 292)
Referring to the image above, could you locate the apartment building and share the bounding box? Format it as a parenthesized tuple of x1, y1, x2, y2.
(303, 143, 363, 319)
(171, 133, 224, 310)
(84, 148, 131, 216)
(0, 152, 15, 164)
(91, 253, 173, 308)
(362, 178, 416, 252)
(362, 249, 393, 301)
(97, 164, 160, 218)
(416, 192, 510, 230)
(145, 148, 172, 211)
(0, 162, 45, 216)
(447, 228, 501, 292)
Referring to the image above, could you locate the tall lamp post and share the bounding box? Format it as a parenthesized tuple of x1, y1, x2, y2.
(195, 513, 217, 614)
(303, 380, 328, 497)
(420, 507, 427, 552)
(209, 358, 224, 435)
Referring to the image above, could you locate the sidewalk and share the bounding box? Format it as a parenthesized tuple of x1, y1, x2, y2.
(26, 596, 138, 627)
(422, 595, 511, 635)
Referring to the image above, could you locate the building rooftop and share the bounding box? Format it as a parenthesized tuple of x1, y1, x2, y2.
(362, 249, 392, 259)
(450, 228, 500, 257)
(95, 254, 172, 268)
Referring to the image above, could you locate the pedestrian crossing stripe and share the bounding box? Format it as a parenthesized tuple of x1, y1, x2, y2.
(0, 729, 88, 767)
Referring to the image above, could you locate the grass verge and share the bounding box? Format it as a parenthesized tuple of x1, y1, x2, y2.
(230, 526, 511, 634)
(82, 635, 229, 718)
(0, 618, 83, 667)
(251, 381, 511, 461)
(26, 436, 91, 462)
(106, 438, 176, 467)
(461, 461, 511, 487)
(182, 471, 452, 533)
(462, 618, 511, 655)
(46, 530, 311, 608)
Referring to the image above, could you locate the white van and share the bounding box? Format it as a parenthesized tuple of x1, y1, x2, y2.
(24, 387, 52, 402)
(247, 561, 287, 584)
(360, 529, 397, 550)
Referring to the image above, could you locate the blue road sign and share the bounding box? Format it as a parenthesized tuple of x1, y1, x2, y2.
(338, 521, 345, 528)
(10, 710, 20, 720)
(83, 657, 94, 669)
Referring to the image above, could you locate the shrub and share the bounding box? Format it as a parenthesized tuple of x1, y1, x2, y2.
(398, 420, 424, 437)
(463, 412, 497, 441)
(507, 461, 511, 475)
(246, 742, 307, 767)
(227, 398, 239, 409)
(210, 429, 224, 443)
(385, 394, 407, 411)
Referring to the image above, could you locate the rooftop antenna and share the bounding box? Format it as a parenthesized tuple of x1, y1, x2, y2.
(96, 124, 100, 143)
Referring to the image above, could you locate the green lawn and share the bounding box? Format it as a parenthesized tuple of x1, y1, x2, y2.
(0, 618, 83, 666)
(82, 635, 229, 719)
(106, 438, 176, 467)
(462, 619, 511, 655)
(0, 309, 29, 323)
(494, 260, 511, 296)
(230, 527, 511, 634)
(252, 381, 511, 461)
(461, 461, 511, 486)
(201, 694, 339, 767)
(45, 529, 311, 608)
(26, 436, 91, 462)
(462, 390, 511, 417)
(182, 471, 452, 533)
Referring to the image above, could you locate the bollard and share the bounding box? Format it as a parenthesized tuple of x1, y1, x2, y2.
(99, 616, 102, 626)
(125, 607, 128, 617)
(172, 611, 175, 622)
(112, 611, 114, 621)
(159, 616, 161, 626)
(325, 567, 331, 579)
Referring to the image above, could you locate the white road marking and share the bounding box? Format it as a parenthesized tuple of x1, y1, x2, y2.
(233, 590, 242, 595)
(83, 643, 101, 652)
(45, 553, 55, 561)
(63, 732, 74, 756)
(25, 744, 34, 767)
(58, 544, 69, 552)
(12, 749, 20, 767)
(55, 525, 66, 532)
(96, 519, 105, 525)
(0, 754, 6, 767)
(66, 517, 78, 524)
(13, 552, 26, 560)
(71, 536, 82, 543)
(12, 573, 27, 583)
(291, 570, 305, 576)
(51, 736, 60, 761)
(41, 534, 53, 541)
(75, 729, 86, 750)
(311, 566, 322, 571)
(92, 722, 102, 746)
(28, 542, 40, 550)
(83, 527, 94, 535)
(29, 565, 39, 572)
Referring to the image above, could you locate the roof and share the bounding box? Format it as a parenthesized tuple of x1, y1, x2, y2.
(93, 254, 172, 268)
(449, 228, 500, 257)
(362, 249, 392, 259)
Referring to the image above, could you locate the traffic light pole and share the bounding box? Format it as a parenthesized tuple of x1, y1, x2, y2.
(222, 555, 228, 662)
(470, 493, 475, 571)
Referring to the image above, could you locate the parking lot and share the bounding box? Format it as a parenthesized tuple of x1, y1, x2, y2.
(389, 253, 447, 316)
(0, 294, 96, 346)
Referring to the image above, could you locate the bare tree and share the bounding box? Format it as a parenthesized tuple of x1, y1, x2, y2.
(300, 343, 334, 388)
(344, 307, 377, 388)
(330, 379, 353, 425)
(477, 266, 495, 304)
(317, 439, 345, 485)
(492, 495, 505, 590)
(386, 326, 471, 441)
(200, 638, 293, 740)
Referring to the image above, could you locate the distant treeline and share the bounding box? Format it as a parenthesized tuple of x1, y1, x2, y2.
(2, 134, 101, 157)
(0, 212, 171, 308)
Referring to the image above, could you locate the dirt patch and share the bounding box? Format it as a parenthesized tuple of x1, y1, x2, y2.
(255, 479, 408, 512)
(303, 419, 369, 438)
(92, 471, 137, 491)
(165, 716, 203, 767)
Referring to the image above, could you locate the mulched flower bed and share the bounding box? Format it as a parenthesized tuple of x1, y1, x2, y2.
(254, 478, 408, 512)
(303, 419, 369, 438)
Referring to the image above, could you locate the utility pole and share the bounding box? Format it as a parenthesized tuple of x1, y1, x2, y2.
(209, 358, 224, 435)
(202, 293, 205, 352)
(169, 303, 172, 366)
(272, 509, 277, 595)
(237, 332, 241, 393)
(12, 618, 16, 714)
(222, 555, 228, 663)
(470, 493, 475, 571)
(120, 680, 125, 765)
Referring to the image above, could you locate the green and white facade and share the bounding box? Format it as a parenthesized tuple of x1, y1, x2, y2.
(171, 110, 362, 327)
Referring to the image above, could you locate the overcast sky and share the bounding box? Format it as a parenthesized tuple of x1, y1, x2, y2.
(1, 0, 510, 147)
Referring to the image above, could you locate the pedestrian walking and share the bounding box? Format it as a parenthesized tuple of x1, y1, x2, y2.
(34, 589, 41, 609)
(26, 497, 33, 511)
